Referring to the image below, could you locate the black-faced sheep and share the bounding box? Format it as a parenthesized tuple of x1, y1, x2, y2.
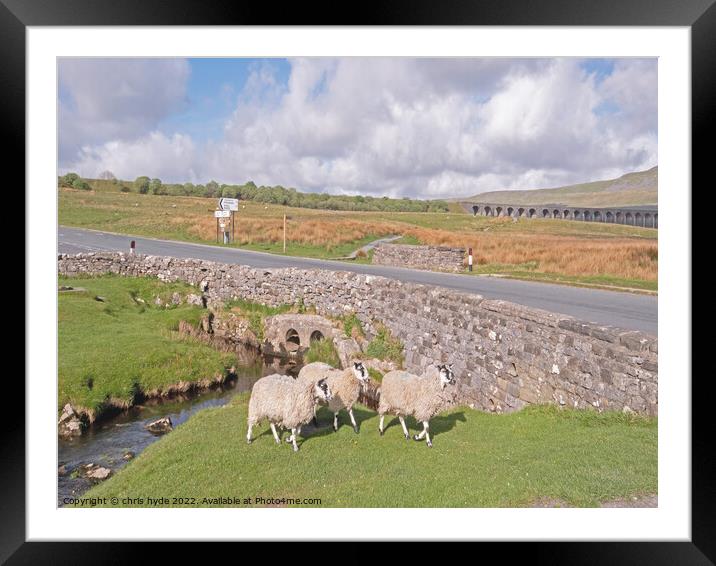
(297, 361, 370, 433)
(247, 373, 332, 452)
(378, 364, 457, 447)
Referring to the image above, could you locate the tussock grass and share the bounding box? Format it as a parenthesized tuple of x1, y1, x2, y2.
(365, 324, 404, 368)
(304, 337, 341, 367)
(224, 298, 293, 341)
(403, 227, 657, 283)
(341, 313, 365, 339)
(81, 399, 657, 507)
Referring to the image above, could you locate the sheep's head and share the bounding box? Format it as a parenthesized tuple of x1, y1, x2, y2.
(315, 378, 333, 402)
(437, 364, 456, 389)
(352, 361, 370, 383)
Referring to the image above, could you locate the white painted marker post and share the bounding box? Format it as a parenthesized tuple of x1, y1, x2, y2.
(468, 247, 473, 272)
(130, 240, 135, 254)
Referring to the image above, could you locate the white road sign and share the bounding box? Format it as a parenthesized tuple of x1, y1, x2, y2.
(214, 210, 231, 218)
(219, 198, 239, 211)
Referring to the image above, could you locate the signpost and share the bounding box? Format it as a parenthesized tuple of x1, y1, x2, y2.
(214, 198, 239, 244)
(219, 198, 239, 211)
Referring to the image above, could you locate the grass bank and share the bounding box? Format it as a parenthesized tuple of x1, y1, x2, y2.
(59, 275, 236, 420)
(81, 396, 656, 507)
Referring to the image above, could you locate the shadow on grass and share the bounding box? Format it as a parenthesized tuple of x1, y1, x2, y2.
(249, 407, 467, 448)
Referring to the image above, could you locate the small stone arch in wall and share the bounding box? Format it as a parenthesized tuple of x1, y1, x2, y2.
(528, 208, 536, 218)
(484, 206, 492, 216)
(615, 211, 623, 224)
(310, 330, 324, 342)
(635, 212, 643, 227)
(542, 209, 550, 218)
(507, 207, 514, 217)
(285, 329, 301, 351)
(496, 206, 503, 216)
(472, 205, 479, 216)
(573, 210, 581, 220)
(553, 209, 560, 218)
(584, 210, 592, 221)
(563, 210, 570, 219)
(518, 207, 525, 217)
(594, 210, 602, 222)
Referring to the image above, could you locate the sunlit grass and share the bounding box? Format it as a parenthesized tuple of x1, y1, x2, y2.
(81, 398, 657, 508)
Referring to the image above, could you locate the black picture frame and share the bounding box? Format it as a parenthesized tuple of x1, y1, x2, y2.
(6, 0, 707, 562)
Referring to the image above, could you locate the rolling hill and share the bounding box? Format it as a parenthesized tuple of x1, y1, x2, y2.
(457, 167, 657, 207)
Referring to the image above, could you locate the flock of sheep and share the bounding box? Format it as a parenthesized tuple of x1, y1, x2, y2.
(246, 360, 458, 451)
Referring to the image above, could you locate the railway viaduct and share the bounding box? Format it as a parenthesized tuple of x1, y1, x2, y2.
(459, 202, 658, 228)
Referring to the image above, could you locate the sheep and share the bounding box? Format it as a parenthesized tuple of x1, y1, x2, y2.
(247, 373, 332, 452)
(378, 363, 457, 448)
(297, 360, 370, 433)
(296, 361, 333, 426)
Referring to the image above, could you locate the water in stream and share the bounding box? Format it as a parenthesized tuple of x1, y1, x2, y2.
(58, 354, 302, 506)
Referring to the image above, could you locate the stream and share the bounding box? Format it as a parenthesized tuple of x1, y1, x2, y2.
(58, 354, 302, 506)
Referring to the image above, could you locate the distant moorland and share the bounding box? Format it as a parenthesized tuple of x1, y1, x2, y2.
(455, 167, 657, 208)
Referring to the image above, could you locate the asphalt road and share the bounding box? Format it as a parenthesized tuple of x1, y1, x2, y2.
(58, 226, 658, 335)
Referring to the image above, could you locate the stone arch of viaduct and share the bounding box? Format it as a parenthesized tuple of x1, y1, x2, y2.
(460, 202, 658, 228)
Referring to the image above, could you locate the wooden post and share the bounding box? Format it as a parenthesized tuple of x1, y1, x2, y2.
(283, 214, 287, 253)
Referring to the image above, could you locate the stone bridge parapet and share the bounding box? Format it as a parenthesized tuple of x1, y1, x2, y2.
(58, 252, 658, 416)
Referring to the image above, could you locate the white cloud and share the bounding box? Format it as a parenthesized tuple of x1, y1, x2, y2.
(70, 132, 198, 182)
(60, 57, 657, 198)
(59, 58, 190, 162)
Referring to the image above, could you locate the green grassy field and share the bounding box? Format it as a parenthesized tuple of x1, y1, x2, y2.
(80, 395, 657, 507)
(59, 275, 236, 418)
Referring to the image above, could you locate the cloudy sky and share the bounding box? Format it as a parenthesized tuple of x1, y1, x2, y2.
(58, 57, 657, 198)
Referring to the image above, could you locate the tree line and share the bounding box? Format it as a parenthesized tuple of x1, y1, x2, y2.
(58, 172, 451, 213)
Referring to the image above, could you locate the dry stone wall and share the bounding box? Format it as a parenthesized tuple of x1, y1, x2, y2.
(58, 252, 658, 416)
(372, 244, 465, 272)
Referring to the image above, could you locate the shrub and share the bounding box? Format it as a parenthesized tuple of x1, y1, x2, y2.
(72, 178, 91, 191)
(134, 176, 150, 194)
(60, 172, 79, 187)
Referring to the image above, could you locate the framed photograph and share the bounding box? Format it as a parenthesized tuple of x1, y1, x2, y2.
(9, 0, 707, 561)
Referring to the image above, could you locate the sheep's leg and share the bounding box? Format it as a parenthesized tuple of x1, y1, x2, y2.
(270, 423, 281, 444)
(290, 428, 299, 452)
(348, 407, 359, 433)
(413, 421, 432, 447)
(379, 414, 385, 436)
(312, 406, 318, 427)
(246, 423, 253, 444)
(398, 416, 410, 440)
(333, 412, 340, 432)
